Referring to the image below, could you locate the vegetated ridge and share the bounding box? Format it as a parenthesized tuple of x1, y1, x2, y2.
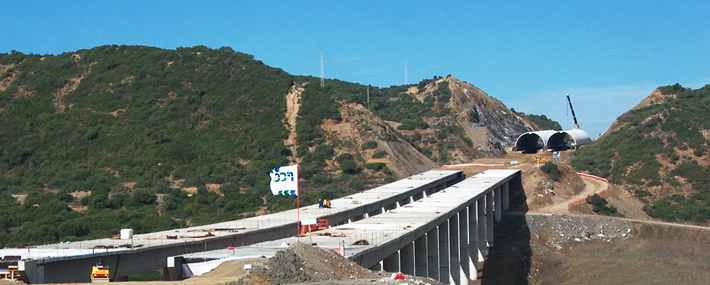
(511, 109, 562, 131)
(571, 83, 710, 224)
(0, 45, 535, 247)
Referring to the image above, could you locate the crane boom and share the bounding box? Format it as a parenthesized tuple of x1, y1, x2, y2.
(566, 93, 580, 129)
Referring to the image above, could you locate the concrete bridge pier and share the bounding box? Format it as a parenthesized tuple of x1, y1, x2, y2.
(458, 209, 470, 285)
(414, 235, 427, 277)
(438, 221, 450, 284)
(477, 198, 487, 259)
(494, 186, 502, 222)
(427, 227, 439, 280)
(468, 204, 478, 280)
(383, 251, 399, 272)
(448, 215, 460, 284)
(502, 182, 510, 210)
(400, 242, 414, 275)
(486, 192, 494, 248)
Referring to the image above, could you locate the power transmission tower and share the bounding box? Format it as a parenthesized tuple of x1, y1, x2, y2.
(320, 52, 324, 88)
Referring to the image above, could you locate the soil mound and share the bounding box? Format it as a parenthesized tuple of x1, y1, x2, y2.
(234, 243, 383, 285)
(288, 243, 383, 282)
(234, 243, 442, 285)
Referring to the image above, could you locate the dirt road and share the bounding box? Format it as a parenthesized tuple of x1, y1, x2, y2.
(531, 175, 608, 214)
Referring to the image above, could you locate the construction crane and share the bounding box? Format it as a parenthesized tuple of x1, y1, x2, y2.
(566, 93, 580, 129)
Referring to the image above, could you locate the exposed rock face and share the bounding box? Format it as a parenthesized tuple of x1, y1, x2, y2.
(369, 119, 438, 177)
(441, 77, 534, 158)
(320, 76, 535, 179)
(321, 103, 437, 178)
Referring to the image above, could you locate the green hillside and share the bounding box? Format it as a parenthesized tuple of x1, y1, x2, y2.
(0, 46, 362, 246)
(0, 46, 530, 247)
(571, 84, 710, 223)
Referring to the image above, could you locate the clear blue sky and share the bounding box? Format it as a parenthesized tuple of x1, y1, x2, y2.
(2, 1, 709, 138)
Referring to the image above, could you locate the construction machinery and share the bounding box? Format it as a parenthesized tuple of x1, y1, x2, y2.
(532, 155, 548, 164)
(299, 218, 329, 236)
(91, 248, 110, 283)
(566, 93, 580, 129)
(90, 259, 109, 283)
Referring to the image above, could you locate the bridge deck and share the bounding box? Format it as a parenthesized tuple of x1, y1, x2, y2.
(180, 169, 520, 273)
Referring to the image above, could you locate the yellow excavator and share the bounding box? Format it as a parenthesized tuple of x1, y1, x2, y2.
(531, 155, 548, 164)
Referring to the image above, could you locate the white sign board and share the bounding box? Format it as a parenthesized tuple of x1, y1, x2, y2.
(300, 218, 317, 226)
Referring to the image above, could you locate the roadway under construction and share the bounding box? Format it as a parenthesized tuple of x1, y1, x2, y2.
(2, 169, 523, 285)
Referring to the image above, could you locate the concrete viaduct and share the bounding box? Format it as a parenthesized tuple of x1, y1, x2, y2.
(7, 169, 522, 284)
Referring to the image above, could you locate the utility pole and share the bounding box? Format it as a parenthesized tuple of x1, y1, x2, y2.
(367, 86, 370, 111)
(405, 61, 408, 85)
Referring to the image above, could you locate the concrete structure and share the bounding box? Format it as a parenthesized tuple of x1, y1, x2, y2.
(6, 170, 464, 284)
(514, 129, 592, 153)
(168, 169, 522, 284)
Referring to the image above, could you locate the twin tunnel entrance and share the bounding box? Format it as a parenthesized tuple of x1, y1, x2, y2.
(513, 129, 592, 154)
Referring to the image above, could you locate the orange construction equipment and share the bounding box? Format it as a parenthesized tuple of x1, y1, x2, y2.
(90, 259, 110, 283)
(299, 218, 330, 236)
(531, 155, 548, 164)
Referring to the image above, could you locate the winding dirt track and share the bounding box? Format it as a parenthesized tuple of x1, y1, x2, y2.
(531, 176, 608, 214)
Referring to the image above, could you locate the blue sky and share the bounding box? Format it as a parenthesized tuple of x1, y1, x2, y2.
(2, 1, 709, 138)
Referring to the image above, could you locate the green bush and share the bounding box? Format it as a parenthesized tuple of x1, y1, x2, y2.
(362, 141, 378, 150)
(586, 194, 623, 217)
(540, 162, 561, 181)
(372, 150, 388, 159)
(635, 189, 652, 198)
(339, 159, 358, 175)
(365, 162, 387, 172)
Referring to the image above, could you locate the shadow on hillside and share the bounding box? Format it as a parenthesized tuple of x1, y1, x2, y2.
(481, 176, 531, 284)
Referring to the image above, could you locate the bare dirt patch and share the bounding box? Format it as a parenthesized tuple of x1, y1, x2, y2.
(284, 83, 304, 159)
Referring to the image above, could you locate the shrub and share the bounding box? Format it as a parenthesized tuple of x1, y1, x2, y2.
(335, 153, 354, 164)
(362, 141, 378, 150)
(586, 194, 623, 217)
(540, 162, 561, 181)
(339, 159, 358, 175)
(372, 150, 388, 159)
(349, 179, 366, 191)
(635, 189, 652, 198)
(694, 147, 706, 157)
(365, 162, 387, 172)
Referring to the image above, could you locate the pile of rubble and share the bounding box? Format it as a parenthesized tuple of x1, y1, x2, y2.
(525, 214, 634, 249)
(233, 243, 442, 285)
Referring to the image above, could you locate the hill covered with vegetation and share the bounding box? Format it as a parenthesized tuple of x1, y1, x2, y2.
(571, 84, 710, 223)
(0, 45, 534, 247)
(511, 109, 562, 131)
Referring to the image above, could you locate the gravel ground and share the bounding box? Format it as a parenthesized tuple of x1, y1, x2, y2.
(524, 214, 634, 249)
(233, 243, 443, 285)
